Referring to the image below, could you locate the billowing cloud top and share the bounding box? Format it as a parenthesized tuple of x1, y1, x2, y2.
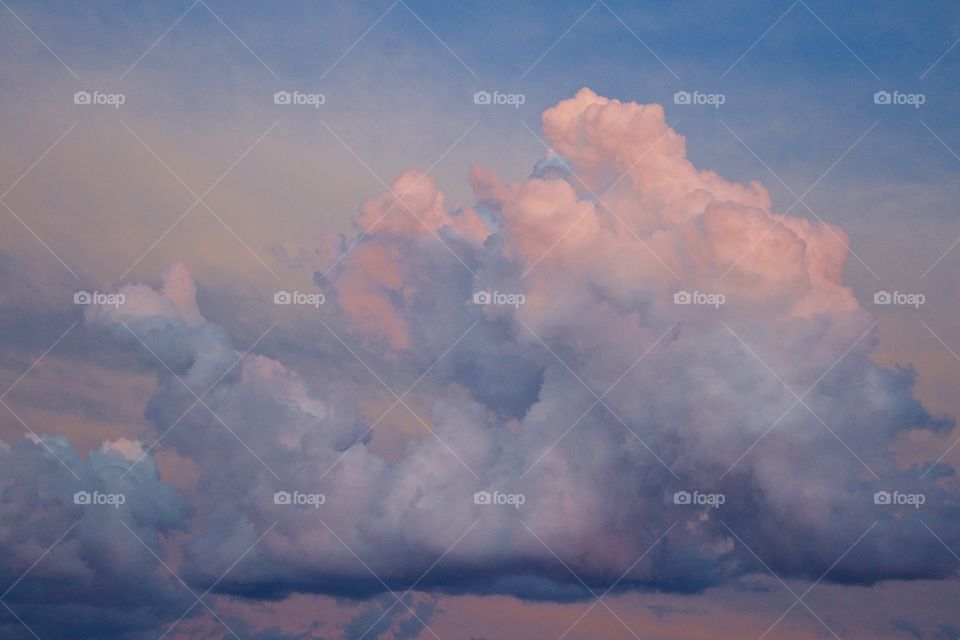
(5, 89, 957, 637)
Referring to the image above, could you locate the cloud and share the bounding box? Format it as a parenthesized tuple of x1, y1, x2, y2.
(5, 89, 960, 637)
(341, 594, 437, 640)
(0, 433, 191, 639)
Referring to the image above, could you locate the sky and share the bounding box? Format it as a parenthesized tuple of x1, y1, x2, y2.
(1, 1, 960, 639)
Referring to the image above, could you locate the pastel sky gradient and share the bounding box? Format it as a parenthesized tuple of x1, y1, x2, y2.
(1, 2, 960, 639)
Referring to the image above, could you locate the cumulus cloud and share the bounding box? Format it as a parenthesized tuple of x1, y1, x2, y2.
(0, 433, 190, 639)
(5, 89, 960, 637)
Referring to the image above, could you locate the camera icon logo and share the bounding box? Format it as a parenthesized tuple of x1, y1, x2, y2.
(473, 291, 492, 305)
(274, 291, 292, 305)
(673, 91, 691, 105)
(673, 291, 692, 305)
(873, 491, 892, 505)
(73, 491, 92, 505)
(74, 291, 92, 305)
(873, 291, 891, 305)
(73, 91, 91, 105)
(274, 91, 292, 105)
(473, 91, 492, 105)
(673, 490, 691, 505)
(273, 491, 292, 505)
(473, 490, 492, 505)
(873, 91, 891, 105)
